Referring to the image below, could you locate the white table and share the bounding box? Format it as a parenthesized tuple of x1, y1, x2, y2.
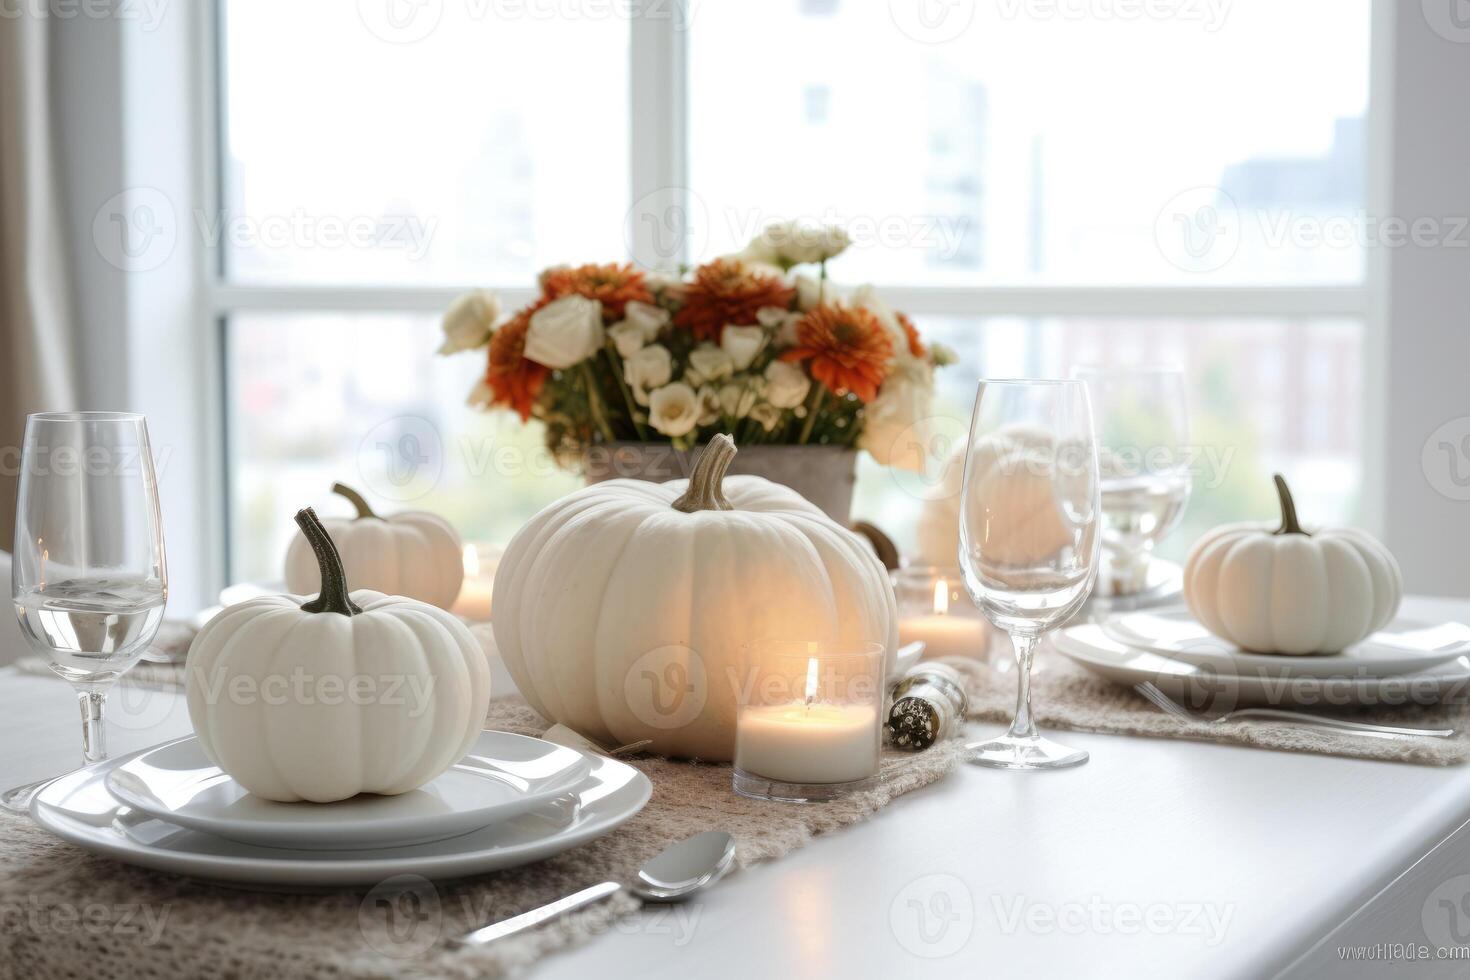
(4, 597, 1470, 979)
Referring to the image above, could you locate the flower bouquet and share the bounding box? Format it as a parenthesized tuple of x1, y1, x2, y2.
(437, 222, 952, 471)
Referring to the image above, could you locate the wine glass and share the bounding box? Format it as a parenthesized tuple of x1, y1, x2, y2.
(2, 412, 167, 812)
(959, 381, 1100, 770)
(1072, 366, 1191, 597)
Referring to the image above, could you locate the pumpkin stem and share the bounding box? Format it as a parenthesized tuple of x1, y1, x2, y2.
(332, 482, 378, 520)
(296, 507, 362, 616)
(1272, 474, 1308, 536)
(671, 433, 737, 513)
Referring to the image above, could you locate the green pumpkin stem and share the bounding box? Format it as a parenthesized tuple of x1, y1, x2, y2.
(1272, 474, 1308, 536)
(672, 433, 737, 514)
(331, 482, 378, 520)
(296, 507, 362, 616)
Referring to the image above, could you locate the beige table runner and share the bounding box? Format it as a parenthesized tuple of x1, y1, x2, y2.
(0, 697, 963, 980)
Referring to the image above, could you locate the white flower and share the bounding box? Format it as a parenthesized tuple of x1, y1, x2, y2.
(438, 290, 501, 354)
(607, 321, 647, 358)
(721, 325, 766, 370)
(687, 344, 734, 387)
(763, 360, 811, 409)
(851, 284, 908, 361)
(697, 385, 722, 426)
(749, 401, 784, 433)
(623, 300, 670, 339)
(648, 382, 701, 437)
(859, 364, 935, 471)
(466, 377, 493, 409)
(624, 344, 673, 405)
(719, 381, 759, 419)
(524, 295, 604, 369)
(795, 273, 841, 311)
(752, 221, 851, 267)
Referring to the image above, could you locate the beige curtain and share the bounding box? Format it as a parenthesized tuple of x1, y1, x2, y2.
(0, 11, 78, 552)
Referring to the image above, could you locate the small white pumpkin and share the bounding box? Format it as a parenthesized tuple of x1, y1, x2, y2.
(492, 435, 898, 762)
(284, 483, 464, 610)
(1184, 475, 1403, 655)
(190, 508, 491, 802)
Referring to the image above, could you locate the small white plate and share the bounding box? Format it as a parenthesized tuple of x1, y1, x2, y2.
(104, 733, 594, 850)
(1053, 623, 1470, 709)
(33, 735, 651, 887)
(1102, 608, 1470, 679)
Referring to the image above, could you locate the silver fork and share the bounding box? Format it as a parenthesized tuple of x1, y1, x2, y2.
(1132, 682, 1457, 740)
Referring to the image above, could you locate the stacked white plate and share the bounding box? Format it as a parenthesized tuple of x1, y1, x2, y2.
(1054, 606, 1470, 709)
(31, 731, 651, 886)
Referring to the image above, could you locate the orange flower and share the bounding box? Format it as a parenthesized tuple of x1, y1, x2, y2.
(674, 259, 795, 343)
(540, 263, 652, 319)
(896, 311, 926, 359)
(486, 303, 550, 421)
(781, 304, 894, 402)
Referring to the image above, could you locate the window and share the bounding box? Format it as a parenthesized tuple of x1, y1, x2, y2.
(212, 0, 1374, 584)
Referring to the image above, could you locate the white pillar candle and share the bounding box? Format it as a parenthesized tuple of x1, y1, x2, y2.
(450, 543, 497, 622)
(735, 702, 881, 784)
(897, 578, 989, 660)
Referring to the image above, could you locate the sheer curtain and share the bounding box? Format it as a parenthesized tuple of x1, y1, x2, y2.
(0, 12, 79, 555)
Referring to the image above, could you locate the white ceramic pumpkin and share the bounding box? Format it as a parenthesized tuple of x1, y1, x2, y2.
(284, 483, 464, 610)
(1184, 475, 1403, 655)
(190, 508, 491, 802)
(491, 435, 898, 761)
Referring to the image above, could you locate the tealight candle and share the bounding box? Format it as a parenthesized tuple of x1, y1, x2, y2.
(733, 641, 884, 803)
(894, 568, 990, 661)
(450, 542, 499, 622)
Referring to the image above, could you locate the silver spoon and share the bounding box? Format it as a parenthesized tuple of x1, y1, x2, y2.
(450, 830, 736, 948)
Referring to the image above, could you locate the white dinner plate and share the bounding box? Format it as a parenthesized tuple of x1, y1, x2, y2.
(104, 732, 594, 850)
(1102, 608, 1470, 679)
(33, 735, 651, 887)
(1052, 623, 1470, 709)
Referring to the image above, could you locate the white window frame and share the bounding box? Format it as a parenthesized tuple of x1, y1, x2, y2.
(193, 0, 1388, 592)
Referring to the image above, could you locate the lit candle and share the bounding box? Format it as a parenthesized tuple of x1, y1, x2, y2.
(450, 543, 496, 621)
(734, 648, 883, 787)
(897, 578, 990, 660)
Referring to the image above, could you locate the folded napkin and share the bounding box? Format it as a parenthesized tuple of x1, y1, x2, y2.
(945, 651, 1470, 766)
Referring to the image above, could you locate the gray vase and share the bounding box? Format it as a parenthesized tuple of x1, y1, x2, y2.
(583, 442, 858, 522)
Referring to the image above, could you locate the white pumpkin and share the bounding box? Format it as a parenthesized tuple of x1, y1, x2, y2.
(1184, 475, 1403, 655)
(190, 508, 491, 802)
(492, 435, 898, 762)
(284, 483, 464, 610)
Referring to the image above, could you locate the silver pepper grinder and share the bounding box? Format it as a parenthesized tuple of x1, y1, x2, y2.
(886, 662, 970, 750)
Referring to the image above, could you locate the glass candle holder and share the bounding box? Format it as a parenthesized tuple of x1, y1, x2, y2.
(733, 641, 885, 803)
(893, 565, 992, 661)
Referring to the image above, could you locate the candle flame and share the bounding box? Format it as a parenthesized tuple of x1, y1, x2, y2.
(804, 656, 819, 706)
(462, 543, 479, 578)
(934, 579, 949, 616)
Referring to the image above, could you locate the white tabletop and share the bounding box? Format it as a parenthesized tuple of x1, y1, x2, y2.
(4, 597, 1470, 979)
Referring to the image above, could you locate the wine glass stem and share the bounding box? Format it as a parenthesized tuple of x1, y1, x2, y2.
(77, 689, 108, 765)
(1007, 633, 1039, 741)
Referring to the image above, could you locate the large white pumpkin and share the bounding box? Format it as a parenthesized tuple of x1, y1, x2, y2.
(284, 483, 464, 610)
(1184, 475, 1403, 655)
(191, 508, 491, 802)
(492, 435, 898, 761)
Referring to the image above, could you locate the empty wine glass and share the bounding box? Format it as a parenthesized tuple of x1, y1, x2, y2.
(959, 381, 1100, 770)
(1072, 366, 1191, 597)
(3, 412, 167, 812)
